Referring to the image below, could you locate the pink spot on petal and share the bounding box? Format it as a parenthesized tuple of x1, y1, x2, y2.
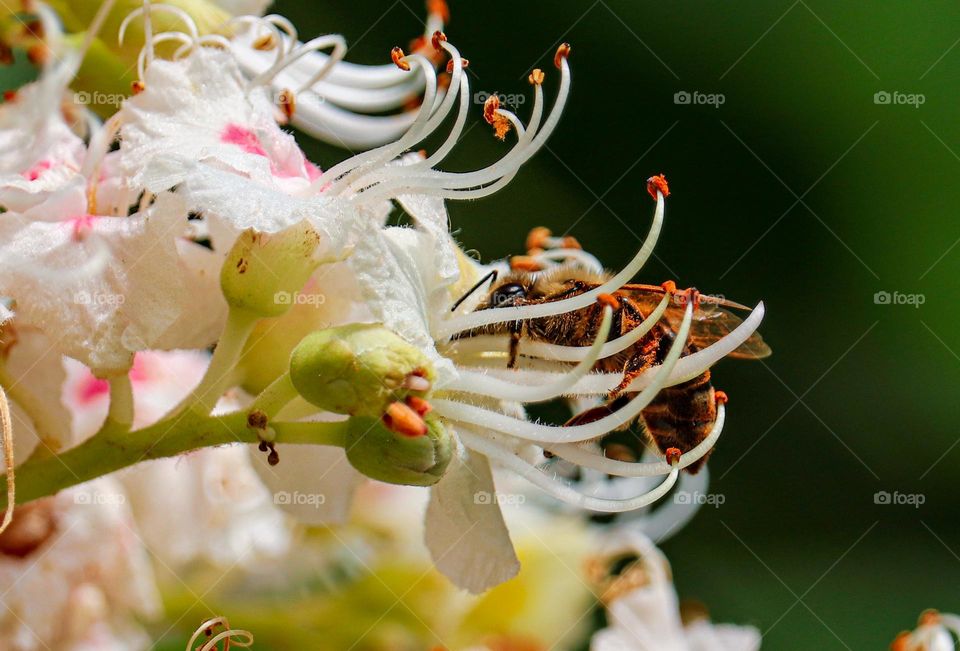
(68, 215, 99, 242)
(305, 161, 322, 182)
(221, 123, 268, 157)
(22, 160, 52, 181)
(77, 373, 109, 405)
(128, 353, 151, 384)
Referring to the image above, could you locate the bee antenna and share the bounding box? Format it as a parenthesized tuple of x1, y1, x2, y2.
(450, 269, 499, 312)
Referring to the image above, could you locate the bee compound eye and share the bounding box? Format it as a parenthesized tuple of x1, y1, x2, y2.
(491, 283, 526, 307)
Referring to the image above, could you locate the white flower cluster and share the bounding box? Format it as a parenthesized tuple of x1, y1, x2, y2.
(0, 1, 770, 647)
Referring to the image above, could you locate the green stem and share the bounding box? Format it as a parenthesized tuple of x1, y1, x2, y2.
(101, 374, 133, 434)
(0, 411, 349, 509)
(250, 371, 299, 419)
(185, 308, 259, 416)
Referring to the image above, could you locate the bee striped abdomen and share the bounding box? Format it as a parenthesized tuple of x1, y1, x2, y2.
(640, 370, 716, 473)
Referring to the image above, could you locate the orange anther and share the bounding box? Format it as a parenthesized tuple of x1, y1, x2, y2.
(597, 293, 621, 310)
(383, 401, 427, 437)
(278, 88, 296, 121)
(561, 235, 582, 249)
(391, 46, 410, 71)
(554, 43, 571, 69)
(528, 68, 545, 85)
(919, 609, 941, 626)
(890, 632, 910, 651)
(714, 390, 728, 405)
(647, 174, 670, 200)
(131, 80, 146, 95)
(510, 256, 543, 272)
(665, 447, 682, 466)
(406, 395, 433, 417)
(252, 33, 277, 50)
(431, 30, 446, 51)
(427, 0, 450, 23)
(660, 280, 677, 294)
(526, 226, 552, 251)
(447, 58, 469, 73)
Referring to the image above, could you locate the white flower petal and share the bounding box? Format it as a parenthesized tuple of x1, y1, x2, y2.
(685, 621, 762, 651)
(249, 442, 365, 525)
(424, 448, 520, 593)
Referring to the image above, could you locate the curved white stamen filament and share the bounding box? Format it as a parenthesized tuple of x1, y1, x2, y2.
(533, 247, 605, 273)
(456, 302, 764, 395)
(459, 429, 678, 513)
(137, 32, 194, 80)
(81, 112, 122, 182)
(444, 306, 612, 402)
(437, 191, 663, 338)
(119, 4, 198, 49)
(446, 293, 670, 364)
(223, 16, 286, 67)
(186, 616, 253, 651)
(320, 54, 439, 194)
(248, 35, 347, 91)
(545, 403, 725, 477)
(434, 300, 692, 443)
(353, 57, 570, 204)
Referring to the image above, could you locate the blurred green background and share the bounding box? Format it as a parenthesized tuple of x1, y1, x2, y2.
(285, 0, 960, 647)
(6, 0, 960, 647)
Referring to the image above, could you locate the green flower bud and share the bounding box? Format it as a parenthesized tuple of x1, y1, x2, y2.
(345, 415, 453, 487)
(220, 223, 322, 318)
(289, 324, 434, 418)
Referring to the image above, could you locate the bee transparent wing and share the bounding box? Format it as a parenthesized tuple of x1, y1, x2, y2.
(617, 284, 772, 359)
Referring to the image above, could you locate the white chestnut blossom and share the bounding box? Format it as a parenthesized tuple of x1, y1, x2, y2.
(590, 530, 761, 651)
(0, 479, 160, 651)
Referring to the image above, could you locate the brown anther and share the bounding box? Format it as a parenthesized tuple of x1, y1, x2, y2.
(247, 409, 268, 430)
(406, 395, 433, 417)
(2, 90, 16, 103)
(431, 30, 446, 51)
(561, 235, 581, 249)
(427, 0, 451, 23)
(267, 447, 280, 465)
(714, 390, 728, 405)
(483, 94, 511, 140)
(509, 255, 543, 272)
(0, 44, 14, 66)
(525, 226, 552, 251)
(554, 43, 571, 69)
(446, 58, 468, 73)
(278, 88, 296, 121)
(252, 33, 277, 50)
(483, 94, 500, 124)
(597, 293, 621, 310)
(646, 173, 670, 200)
(528, 68, 545, 85)
(131, 80, 146, 95)
(665, 447, 682, 466)
(391, 46, 410, 71)
(383, 401, 427, 438)
(24, 19, 44, 38)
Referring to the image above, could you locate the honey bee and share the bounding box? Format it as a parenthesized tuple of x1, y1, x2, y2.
(459, 263, 771, 473)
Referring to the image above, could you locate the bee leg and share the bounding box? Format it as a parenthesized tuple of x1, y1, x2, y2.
(608, 354, 649, 400)
(507, 321, 522, 369)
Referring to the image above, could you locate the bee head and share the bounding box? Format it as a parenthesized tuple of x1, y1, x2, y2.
(489, 282, 527, 308)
